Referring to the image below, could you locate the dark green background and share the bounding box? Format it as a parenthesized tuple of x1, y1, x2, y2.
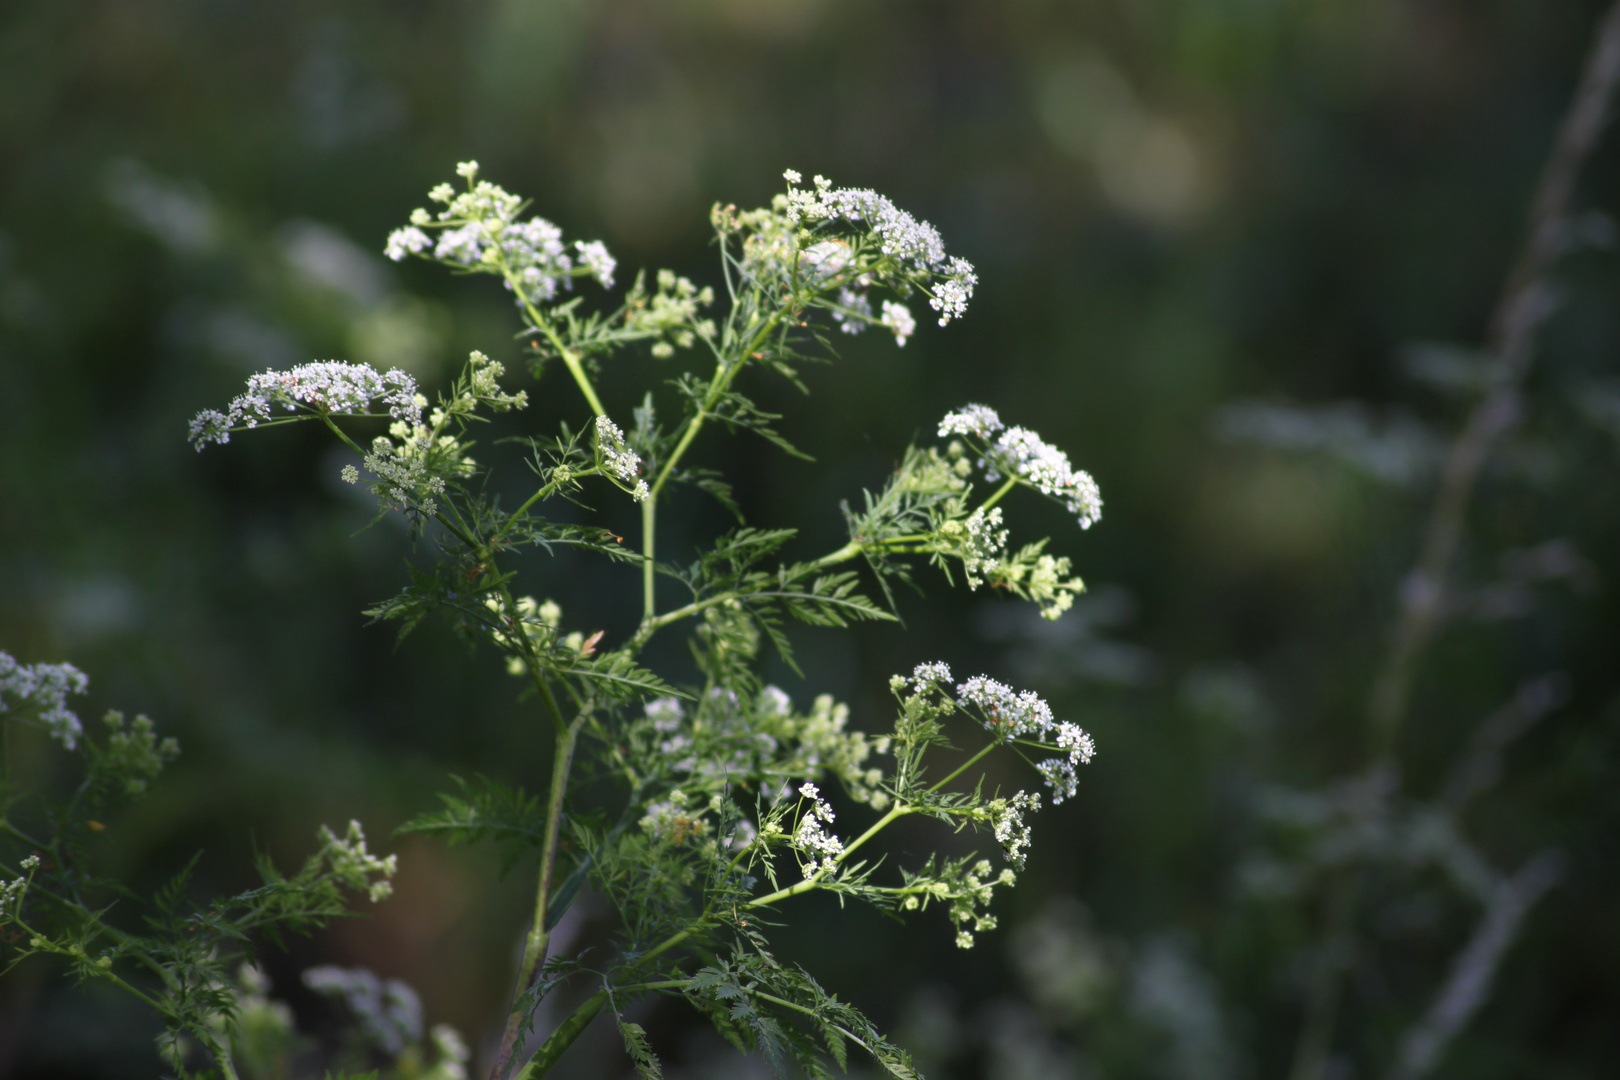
(3, 1, 1618, 1077)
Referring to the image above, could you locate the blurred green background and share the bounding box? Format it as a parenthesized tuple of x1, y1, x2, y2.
(3, 1, 1619, 1077)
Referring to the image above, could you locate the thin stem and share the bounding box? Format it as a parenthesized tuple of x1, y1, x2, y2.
(489, 472, 572, 551)
(978, 475, 1019, 512)
(927, 741, 998, 794)
(650, 308, 789, 502)
(491, 713, 582, 1079)
(752, 990, 877, 1054)
(749, 803, 910, 909)
(642, 496, 656, 618)
(491, 243, 607, 419)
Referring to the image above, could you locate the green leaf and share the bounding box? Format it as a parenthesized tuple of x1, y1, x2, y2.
(616, 1017, 665, 1080)
(395, 775, 544, 875)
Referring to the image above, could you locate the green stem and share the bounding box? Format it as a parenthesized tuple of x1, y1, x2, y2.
(491, 711, 582, 1079)
(927, 741, 998, 794)
(752, 990, 876, 1053)
(492, 244, 607, 419)
(489, 472, 572, 550)
(642, 496, 656, 618)
(747, 737, 996, 909)
(749, 803, 910, 909)
(515, 989, 608, 1079)
(650, 308, 789, 502)
(979, 475, 1019, 512)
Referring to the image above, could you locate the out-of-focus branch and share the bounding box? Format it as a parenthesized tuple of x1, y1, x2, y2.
(1440, 673, 1570, 810)
(1289, 7, 1620, 1080)
(1385, 851, 1564, 1080)
(1367, 2, 1620, 756)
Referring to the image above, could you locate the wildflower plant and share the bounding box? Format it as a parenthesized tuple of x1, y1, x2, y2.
(0, 652, 398, 1077)
(177, 165, 1105, 1078)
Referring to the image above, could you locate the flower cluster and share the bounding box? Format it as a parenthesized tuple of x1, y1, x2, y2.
(784, 174, 944, 276)
(624, 269, 715, 357)
(937, 404, 1103, 529)
(959, 507, 1009, 588)
(1, 651, 90, 749)
(759, 688, 890, 808)
(1, 855, 40, 918)
(830, 286, 872, 334)
(97, 710, 181, 796)
(899, 857, 1018, 949)
(594, 416, 649, 501)
(1036, 722, 1098, 805)
(954, 675, 1095, 804)
(640, 789, 714, 847)
(317, 820, 398, 903)
(360, 420, 455, 513)
(956, 675, 1055, 737)
(947, 860, 1016, 948)
(384, 161, 615, 305)
(938, 404, 1004, 440)
(190, 362, 422, 450)
(987, 792, 1041, 869)
(780, 171, 979, 328)
(637, 687, 889, 811)
(303, 965, 425, 1057)
(483, 596, 563, 674)
(458, 350, 528, 414)
(903, 660, 954, 691)
(792, 782, 845, 879)
(880, 299, 917, 346)
(828, 290, 916, 348)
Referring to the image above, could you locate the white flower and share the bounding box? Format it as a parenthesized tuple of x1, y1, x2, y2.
(758, 685, 793, 716)
(955, 675, 1054, 738)
(773, 172, 977, 324)
(455, 160, 479, 179)
(593, 416, 647, 501)
(340, 464, 359, 484)
(800, 240, 853, 281)
(961, 506, 1008, 589)
(0, 651, 90, 749)
(792, 782, 846, 878)
(574, 239, 616, 288)
(928, 256, 977, 325)
(783, 169, 802, 185)
(190, 362, 422, 450)
(880, 300, 915, 346)
(384, 226, 431, 261)
(988, 792, 1040, 869)
(830, 287, 872, 334)
(938, 404, 1004, 439)
(986, 425, 1103, 530)
(645, 696, 685, 732)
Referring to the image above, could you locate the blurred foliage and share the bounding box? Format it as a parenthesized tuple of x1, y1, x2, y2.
(2, 1, 1619, 1077)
